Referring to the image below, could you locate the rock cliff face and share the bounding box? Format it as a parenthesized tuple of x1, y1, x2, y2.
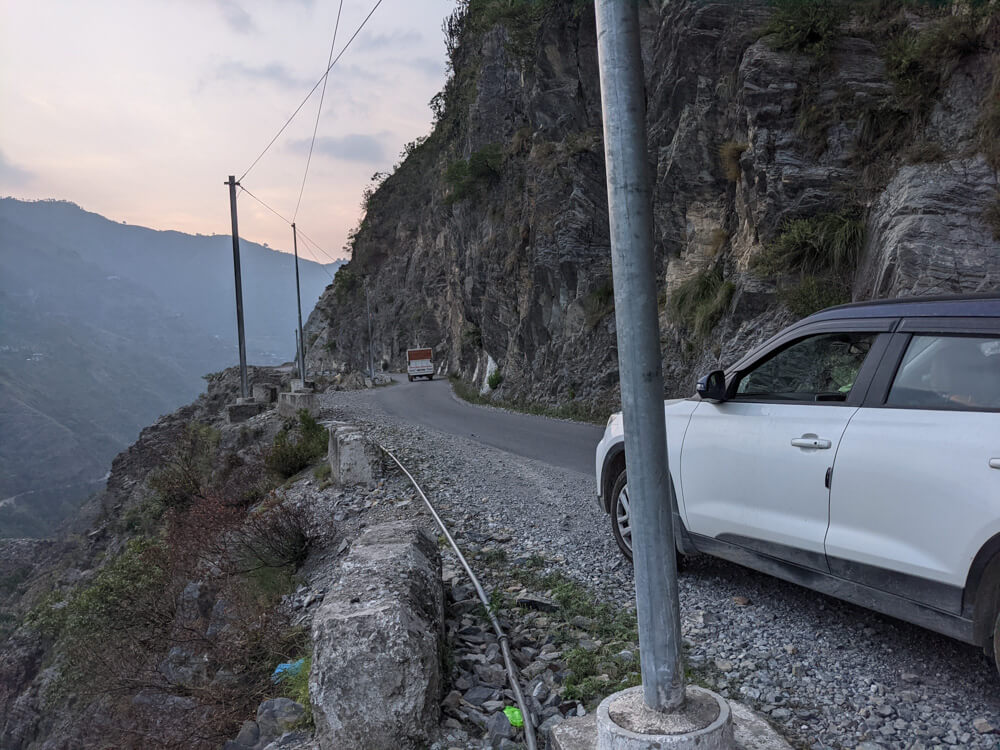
(304, 0, 1000, 411)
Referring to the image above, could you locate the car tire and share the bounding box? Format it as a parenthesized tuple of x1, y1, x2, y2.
(427, 374, 433, 381)
(408, 375, 413, 382)
(610, 468, 685, 571)
(991, 606, 1000, 675)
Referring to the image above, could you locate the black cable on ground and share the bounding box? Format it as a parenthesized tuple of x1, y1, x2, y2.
(377, 443, 539, 750)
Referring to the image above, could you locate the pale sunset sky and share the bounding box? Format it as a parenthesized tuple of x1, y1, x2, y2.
(0, 0, 456, 262)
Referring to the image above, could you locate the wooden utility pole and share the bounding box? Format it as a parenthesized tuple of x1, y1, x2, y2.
(292, 223, 306, 379)
(226, 175, 249, 399)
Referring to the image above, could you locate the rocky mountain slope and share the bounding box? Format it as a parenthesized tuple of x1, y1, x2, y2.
(303, 0, 1000, 412)
(0, 199, 341, 537)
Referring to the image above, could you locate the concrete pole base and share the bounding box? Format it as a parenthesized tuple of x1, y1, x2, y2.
(596, 686, 734, 750)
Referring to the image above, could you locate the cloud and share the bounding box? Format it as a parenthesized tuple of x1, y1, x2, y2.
(0, 150, 33, 187)
(288, 134, 387, 164)
(214, 0, 255, 33)
(407, 57, 447, 79)
(357, 29, 423, 50)
(214, 60, 312, 89)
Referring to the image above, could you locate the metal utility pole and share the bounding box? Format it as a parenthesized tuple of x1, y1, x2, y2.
(226, 175, 249, 399)
(365, 279, 375, 379)
(595, 0, 685, 711)
(291, 223, 306, 380)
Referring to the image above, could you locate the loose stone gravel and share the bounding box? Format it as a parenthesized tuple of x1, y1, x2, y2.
(303, 384, 1000, 750)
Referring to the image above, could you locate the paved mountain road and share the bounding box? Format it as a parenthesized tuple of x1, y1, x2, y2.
(369, 375, 605, 477)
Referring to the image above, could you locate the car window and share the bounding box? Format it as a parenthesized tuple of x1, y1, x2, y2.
(886, 334, 1000, 411)
(734, 332, 876, 402)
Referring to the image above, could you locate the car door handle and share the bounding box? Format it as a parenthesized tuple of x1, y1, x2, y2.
(791, 436, 832, 450)
(991, 458, 1000, 470)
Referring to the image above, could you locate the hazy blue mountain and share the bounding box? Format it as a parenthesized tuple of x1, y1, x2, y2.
(0, 198, 342, 537)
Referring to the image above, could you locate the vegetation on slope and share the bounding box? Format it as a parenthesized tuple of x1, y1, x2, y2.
(23, 409, 321, 748)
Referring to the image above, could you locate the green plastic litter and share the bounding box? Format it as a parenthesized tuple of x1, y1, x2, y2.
(504, 706, 524, 727)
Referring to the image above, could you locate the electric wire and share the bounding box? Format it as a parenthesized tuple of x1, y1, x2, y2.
(238, 186, 337, 279)
(239, 185, 292, 225)
(377, 443, 538, 750)
(296, 227, 344, 269)
(293, 0, 345, 222)
(238, 0, 387, 183)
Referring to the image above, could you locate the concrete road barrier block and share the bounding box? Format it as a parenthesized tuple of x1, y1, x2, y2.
(252, 383, 278, 403)
(277, 391, 319, 418)
(310, 521, 444, 750)
(226, 401, 267, 424)
(328, 425, 376, 485)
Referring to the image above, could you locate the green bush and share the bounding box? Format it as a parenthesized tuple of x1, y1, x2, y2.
(28, 538, 173, 685)
(755, 209, 865, 277)
(148, 422, 220, 512)
(487, 370, 503, 390)
(462, 323, 484, 349)
(445, 144, 504, 203)
(466, 0, 548, 60)
(265, 411, 329, 479)
(332, 268, 358, 302)
(886, 14, 985, 108)
(761, 0, 844, 60)
(669, 268, 736, 339)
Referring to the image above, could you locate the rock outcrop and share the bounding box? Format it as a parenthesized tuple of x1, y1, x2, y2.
(310, 521, 445, 750)
(304, 0, 1000, 409)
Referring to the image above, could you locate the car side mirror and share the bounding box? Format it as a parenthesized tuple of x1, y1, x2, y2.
(696, 370, 728, 402)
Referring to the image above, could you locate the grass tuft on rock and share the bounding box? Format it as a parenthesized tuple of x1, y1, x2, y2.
(761, 0, 844, 60)
(582, 284, 615, 329)
(668, 267, 736, 340)
(718, 141, 748, 181)
(755, 209, 865, 277)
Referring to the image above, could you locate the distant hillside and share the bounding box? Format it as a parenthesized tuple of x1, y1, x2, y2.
(0, 198, 343, 537)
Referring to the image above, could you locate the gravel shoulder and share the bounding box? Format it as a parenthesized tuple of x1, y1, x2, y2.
(313, 384, 1000, 750)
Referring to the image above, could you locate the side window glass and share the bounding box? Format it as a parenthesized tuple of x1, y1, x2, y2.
(734, 332, 876, 402)
(887, 335, 1000, 411)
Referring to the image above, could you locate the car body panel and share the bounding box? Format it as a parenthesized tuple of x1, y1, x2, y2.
(594, 398, 696, 512)
(680, 400, 857, 569)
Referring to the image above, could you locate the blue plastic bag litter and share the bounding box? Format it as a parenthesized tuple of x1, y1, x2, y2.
(271, 658, 306, 683)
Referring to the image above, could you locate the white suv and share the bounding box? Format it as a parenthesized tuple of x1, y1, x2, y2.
(595, 296, 1000, 662)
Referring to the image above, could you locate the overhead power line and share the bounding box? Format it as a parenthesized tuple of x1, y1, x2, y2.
(294, 0, 345, 222)
(238, 185, 342, 276)
(297, 227, 346, 269)
(239, 185, 292, 225)
(238, 0, 387, 183)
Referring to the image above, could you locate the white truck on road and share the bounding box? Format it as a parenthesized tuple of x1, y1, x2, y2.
(406, 348, 434, 381)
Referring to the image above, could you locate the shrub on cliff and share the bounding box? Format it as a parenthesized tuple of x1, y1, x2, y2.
(148, 422, 220, 512)
(265, 410, 329, 479)
(445, 143, 504, 203)
(755, 209, 865, 277)
(669, 267, 736, 340)
(762, 0, 844, 60)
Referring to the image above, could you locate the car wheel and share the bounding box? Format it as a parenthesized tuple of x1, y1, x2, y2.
(609, 468, 685, 571)
(427, 374, 433, 381)
(408, 375, 413, 382)
(610, 469, 633, 561)
(992, 608, 1000, 673)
